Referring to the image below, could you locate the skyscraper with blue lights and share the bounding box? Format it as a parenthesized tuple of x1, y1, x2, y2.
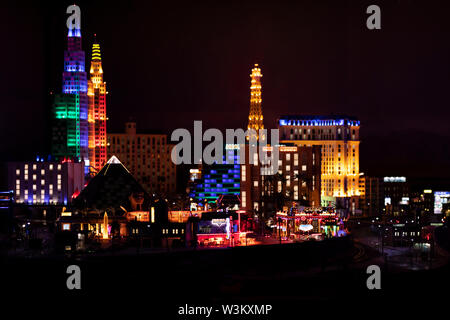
(51, 18, 89, 166)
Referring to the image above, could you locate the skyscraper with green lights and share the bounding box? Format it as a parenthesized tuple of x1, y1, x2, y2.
(51, 16, 88, 164)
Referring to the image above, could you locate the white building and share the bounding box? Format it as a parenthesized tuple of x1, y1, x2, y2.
(8, 159, 85, 205)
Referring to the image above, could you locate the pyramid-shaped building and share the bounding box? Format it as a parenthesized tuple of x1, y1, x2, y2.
(72, 156, 150, 213)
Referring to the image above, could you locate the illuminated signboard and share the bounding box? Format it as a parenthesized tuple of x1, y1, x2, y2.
(198, 218, 232, 234)
(127, 211, 150, 222)
(212, 218, 227, 227)
(299, 224, 313, 232)
(383, 176, 406, 183)
(434, 191, 450, 214)
(430, 222, 443, 227)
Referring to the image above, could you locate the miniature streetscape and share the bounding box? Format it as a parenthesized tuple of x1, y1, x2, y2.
(2, 1, 450, 315)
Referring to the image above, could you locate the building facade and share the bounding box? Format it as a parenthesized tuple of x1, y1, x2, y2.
(189, 146, 241, 204)
(8, 159, 85, 205)
(107, 122, 176, 195)
(359, 174, 384, 217)
(88, 39, 108, 174)
(278, 115, 360, 206)
(384, 176, 410, 215)
(240, 145, 321, 213)
(51, 18, 89, 165)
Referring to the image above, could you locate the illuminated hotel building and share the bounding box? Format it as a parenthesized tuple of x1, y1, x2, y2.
(8, 159, 85, 205)
(51, 21, 89, 165)
(240, 145, 321, 213)
(279, 116, 360, 206)
(88, 38, 107, 173)
(247, 64, 264, 139)
(107, 122, 176, 195)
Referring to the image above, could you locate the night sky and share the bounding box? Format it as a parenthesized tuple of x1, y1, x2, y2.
(1, 0, 450, 182)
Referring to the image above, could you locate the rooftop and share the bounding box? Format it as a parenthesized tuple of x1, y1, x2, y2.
(279, 115, 360, 126)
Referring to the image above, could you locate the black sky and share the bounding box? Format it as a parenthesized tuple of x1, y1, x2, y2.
(1, 0, 450, 180)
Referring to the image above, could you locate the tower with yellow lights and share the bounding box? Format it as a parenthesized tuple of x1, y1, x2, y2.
(88, 37, 107, 173)
(247, 64, 264, 139)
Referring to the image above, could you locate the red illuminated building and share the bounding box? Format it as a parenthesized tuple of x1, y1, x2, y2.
(88, 37, 107, 174)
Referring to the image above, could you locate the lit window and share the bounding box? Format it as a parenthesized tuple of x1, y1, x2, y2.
(286, 165, 290, 171)
(286, 154, 291, 161)
(253, 181, 258, 187)
(41, 179, 45, 186)
(49, 164, 53, 170)
(63, 224, 70, 231)
(302, 165, 307, 171)
(33, 174, 36, 180)
(57, 164, 61, 170)
(294, 185, 299, 200)
(16, 169, 20, 175)
(241, 191, 246, 207)
(33, 164, 37, 170)
(253, 153, 258, 165)
(33, 185, 36, 191)
(241, 165, 246, 182)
